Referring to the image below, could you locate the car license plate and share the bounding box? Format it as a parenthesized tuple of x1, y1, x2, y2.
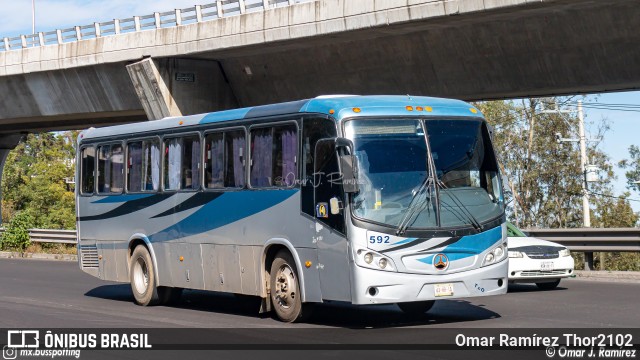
(434, 283, 454, 297)
(541, 261, 554, 271)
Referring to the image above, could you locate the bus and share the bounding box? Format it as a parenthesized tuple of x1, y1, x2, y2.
(76, 95, 508, 322)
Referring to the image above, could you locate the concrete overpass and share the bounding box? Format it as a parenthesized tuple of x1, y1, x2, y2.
(2, 0, 640, 133)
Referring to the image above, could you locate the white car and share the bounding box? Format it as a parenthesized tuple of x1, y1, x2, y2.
(507, 222, 575, 290)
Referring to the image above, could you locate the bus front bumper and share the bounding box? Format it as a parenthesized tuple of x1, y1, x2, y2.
(350, 259, 508, 305)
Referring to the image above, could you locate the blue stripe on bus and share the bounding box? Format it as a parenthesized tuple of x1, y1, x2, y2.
(417, 225, 502, 263)
(148, 189, 298, 242)
(199, 108, 252, 124)
(91, 194, 154, 203)
(392, 237, 418, 246)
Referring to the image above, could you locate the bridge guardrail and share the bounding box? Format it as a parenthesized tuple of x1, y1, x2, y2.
(0, 228, 77, 244)
(1, 0, 312, 52)
(524, 228, 640, 271)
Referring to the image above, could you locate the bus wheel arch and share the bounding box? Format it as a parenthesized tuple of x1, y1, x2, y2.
(127, 235, 160, 282)
(262, 241, 308, 306)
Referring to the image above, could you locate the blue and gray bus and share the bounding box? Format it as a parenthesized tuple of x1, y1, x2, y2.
(76, 95, 507, 322)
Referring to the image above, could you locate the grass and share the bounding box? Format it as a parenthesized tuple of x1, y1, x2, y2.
(18, 242, 76, 255)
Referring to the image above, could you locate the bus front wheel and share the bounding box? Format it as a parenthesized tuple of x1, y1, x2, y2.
(270, 250, 312, 322)
(397, 300, 435, 316)
(130, 245, 161, 306)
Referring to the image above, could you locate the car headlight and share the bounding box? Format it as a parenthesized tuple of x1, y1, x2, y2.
(559, 248, 571, 257)
(508, 251, 524, 258)
(355, 249, 397, 272)
(483, 243, 507, 266)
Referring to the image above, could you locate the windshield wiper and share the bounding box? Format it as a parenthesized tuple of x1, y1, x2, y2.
(396, 119, 483, 235)
(435, 179, 483, 232)
(396, 120, 441, 235)
(395, 173, 435, 236)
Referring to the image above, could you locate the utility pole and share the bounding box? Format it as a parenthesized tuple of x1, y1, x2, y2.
(32, 0, 36, 34)
(577, 100, 591, 228)
(549, 99, 599, 270)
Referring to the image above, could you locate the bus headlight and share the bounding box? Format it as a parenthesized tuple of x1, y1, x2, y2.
(355, 249, 396, 272)
(483, 243, 507, 266)
(559, 248, 571, 257)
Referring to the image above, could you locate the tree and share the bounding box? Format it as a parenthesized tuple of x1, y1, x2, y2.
(1, 132, 77, 229)
(619, 145, 640, 193)
(476, 97, 633, 229)
(591, 193, 639, 228)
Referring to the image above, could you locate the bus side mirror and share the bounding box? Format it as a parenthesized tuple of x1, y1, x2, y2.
(339, 154, 359, 193)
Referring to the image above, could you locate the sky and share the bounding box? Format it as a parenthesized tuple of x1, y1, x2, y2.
(1, 0, 639, 211)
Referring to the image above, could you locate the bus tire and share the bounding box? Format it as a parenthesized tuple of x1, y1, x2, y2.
(397, 300, 435, 316)
(536, 279, 561, 290)
(270, 250, 311, 322)
(130, 245, 161, 306)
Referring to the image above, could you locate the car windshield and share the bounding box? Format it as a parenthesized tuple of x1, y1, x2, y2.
(345, 118, 504, 229)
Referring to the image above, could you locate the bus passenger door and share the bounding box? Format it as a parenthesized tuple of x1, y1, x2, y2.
(313, 139, 351, 301)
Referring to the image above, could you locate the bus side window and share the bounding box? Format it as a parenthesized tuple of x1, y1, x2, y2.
(164, 135, 201, 191)
(301, 117, 337, 216)
(97, 144, 124, 194)
(80, 146, 95, 195)
(110, 144, 124, 193)
(250, 124, 297, 188)
(128, 139, 160, 192)
(205, 130, 246, 189)
(224, 130, 246, 188)
(205, 133, 225, 189)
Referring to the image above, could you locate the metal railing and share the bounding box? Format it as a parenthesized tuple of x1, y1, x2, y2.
(525, 228, 640, 271)
(0, 228, 77, 244)
(1, 0, 312, 52)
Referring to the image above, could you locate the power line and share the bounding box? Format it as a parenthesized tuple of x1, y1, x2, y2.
(578, 191, 640, 203)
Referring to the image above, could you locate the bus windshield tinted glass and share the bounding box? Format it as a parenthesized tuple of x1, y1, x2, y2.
(346, 118, 504, 229)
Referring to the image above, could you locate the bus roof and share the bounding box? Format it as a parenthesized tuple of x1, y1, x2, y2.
(79, 95, 482, 141)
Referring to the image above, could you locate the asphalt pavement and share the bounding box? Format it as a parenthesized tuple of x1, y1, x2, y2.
(0, 258, 638, 329)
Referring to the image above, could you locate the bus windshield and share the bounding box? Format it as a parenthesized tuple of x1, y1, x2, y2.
(345, 118, 504, 230)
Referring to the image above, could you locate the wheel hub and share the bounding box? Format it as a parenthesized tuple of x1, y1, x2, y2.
(274, 265, 296, 309)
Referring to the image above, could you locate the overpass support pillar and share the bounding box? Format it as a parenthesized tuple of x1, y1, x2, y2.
(126, 58, 182, 120)
(0, 133, 26, 224)
(126, 57, 239, 120)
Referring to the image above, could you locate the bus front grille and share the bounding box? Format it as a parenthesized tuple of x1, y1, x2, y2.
(80, 245, 99, 268)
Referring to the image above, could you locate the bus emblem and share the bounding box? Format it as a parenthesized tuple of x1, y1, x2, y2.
(433, 254, 449, 270)
(316, 203, 328, 218)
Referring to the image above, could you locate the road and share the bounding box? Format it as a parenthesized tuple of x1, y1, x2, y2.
(0, 258, 639, 329)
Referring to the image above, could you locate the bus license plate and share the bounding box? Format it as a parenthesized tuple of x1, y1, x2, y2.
(434, 283, 454, 297)
(541, 261, 554, 271)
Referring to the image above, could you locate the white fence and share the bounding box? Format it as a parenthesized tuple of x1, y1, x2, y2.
(1, 0, 314, 52)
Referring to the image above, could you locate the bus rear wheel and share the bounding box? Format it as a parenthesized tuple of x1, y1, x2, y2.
(397, 300, 435, 316)
(270, 250, 312, 322)
(130, 245, 161, 306)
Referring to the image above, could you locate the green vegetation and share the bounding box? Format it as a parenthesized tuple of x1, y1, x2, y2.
(1, 132, 77, 228)
(0, 132, 77, 251)
(1, 211, 34, 251)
